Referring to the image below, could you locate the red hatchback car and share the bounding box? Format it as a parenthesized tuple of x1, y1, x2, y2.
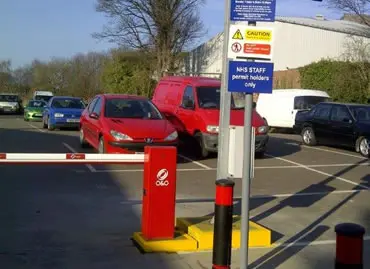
(79, 94, 179, 153)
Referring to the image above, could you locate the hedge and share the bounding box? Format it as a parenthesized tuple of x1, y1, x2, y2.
(299, 59, 370, 104)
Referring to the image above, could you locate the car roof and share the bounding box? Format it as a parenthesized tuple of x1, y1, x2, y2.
(51, 96, 82, 99)
(161, 76, 221, 87)
(319, 101, 370, 107)
(100, 94, 148, 100)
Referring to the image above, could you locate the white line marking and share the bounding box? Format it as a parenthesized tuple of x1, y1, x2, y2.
(91, 162, 369, 173)
(266, 154, 369, 189)
(302, 145, 367, 159)
(177, 236, 370, 254)
(119, 189, 367, 205)
(63, 143, 96, 172)
(27, 122, 46, 133)
(177, 154, 212, 170)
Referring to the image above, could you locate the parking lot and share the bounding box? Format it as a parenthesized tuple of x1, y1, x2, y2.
(0, 115, 369, 269)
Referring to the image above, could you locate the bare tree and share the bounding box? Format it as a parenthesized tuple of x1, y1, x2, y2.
(93, 0, 206, 78)
(327, 0, 370, 27)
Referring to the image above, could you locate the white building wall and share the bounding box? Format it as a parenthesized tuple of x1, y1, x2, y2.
(182, 21, 369, 74)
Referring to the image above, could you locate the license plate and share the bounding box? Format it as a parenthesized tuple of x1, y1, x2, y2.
(67, 119, 80, 123)
(35, 114, 42, 116)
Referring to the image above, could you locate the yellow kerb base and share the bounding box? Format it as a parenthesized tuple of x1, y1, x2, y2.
(132, 231, 198, 253)
(176, 215, 272, 250)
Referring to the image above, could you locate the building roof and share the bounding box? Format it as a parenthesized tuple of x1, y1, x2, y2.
(275, 15, 370, 38)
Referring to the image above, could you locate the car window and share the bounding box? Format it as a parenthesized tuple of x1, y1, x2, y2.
(88, 97, 98, 113)
(349, 106, 370, 122)
(330, 105, 351, 122)
(181, 86, 194, 107)
(92, 97, 102, 115)
(28, 100, 46, 107)
(104, 98, 162, 119)
(51, 98, 85, 109)
(313, 104, 332, 120)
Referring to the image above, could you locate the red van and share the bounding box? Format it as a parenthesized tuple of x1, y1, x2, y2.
(152, 76, 269, 158)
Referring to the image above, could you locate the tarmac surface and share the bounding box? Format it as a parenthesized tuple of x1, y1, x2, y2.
(0, 114, 369, 269)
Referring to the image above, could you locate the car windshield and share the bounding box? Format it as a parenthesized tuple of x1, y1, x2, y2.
(0, 95, 19, 102)
(349, 106, 370, 122)
(196, 87, 244, 109)
(35, 95, 53, 102)
(51, 98, 85, 109)
(294, 96, 331, 110)
(105, 98, 163, 119)
(28, 100, 46, 107)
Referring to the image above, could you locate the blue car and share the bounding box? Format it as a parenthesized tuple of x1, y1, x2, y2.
(42, 96, 86, 131)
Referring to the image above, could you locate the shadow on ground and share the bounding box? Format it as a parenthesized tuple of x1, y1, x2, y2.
(0, 126, 174, 269)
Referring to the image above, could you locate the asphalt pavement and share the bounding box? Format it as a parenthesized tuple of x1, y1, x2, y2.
(0, 115, 369, 269)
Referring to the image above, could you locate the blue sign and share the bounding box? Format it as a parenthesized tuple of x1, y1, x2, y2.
(228, 61, 274, 93)
(230, 0, 276, 22)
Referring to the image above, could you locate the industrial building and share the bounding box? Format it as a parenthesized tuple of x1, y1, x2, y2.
(182, 15, 370, 75)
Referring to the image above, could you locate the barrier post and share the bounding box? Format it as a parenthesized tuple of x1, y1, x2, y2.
(141, 146, 177, 240)
(335, 223, 365, 269)
(212, 179, 235, 269)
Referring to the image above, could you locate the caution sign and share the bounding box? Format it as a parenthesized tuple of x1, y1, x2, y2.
(232, 29, 243, 40)
(245, 29, 272, 42)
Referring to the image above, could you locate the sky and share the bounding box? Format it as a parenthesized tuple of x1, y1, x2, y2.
(0, 0, 341, 69)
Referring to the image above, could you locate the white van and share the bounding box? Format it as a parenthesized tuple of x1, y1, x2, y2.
(256, 89, 331, 129)
(33, 90, 54, 103)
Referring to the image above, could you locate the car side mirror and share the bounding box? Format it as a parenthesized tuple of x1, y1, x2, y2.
(343, 117, 352, 123)
(89, 112, 99, 119)
(182, 99, 194, 109)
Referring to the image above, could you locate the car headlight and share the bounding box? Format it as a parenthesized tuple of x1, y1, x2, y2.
(206, 125, 219, 133)
(110, 130, 133, 141)
(54, 113, 64, 117)
(164, 131, 178, 141)
(257, 125, 268, 134)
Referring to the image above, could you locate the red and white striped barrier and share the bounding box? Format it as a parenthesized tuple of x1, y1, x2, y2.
(0, 153, 144, 164)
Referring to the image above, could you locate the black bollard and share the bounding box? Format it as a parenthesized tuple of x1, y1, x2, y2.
(212, 179, 235, 269)
(335, 223, 365, 269)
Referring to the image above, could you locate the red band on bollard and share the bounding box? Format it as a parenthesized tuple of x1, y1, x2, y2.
(0, 153, 5, 159)
(215, 185, 234, 206)
(336, 235, 363, 264)
(212, 265, 230, 269)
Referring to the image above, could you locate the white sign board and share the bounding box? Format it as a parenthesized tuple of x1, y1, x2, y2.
(227, 25, 274, 60)
(228, 126, 255, 179)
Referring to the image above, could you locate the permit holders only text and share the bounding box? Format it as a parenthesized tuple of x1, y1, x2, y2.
(228, 61, 274, 94)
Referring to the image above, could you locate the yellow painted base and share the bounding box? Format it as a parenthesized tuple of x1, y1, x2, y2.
(132, 231, 198, 253)
(176, 215, 272, 250)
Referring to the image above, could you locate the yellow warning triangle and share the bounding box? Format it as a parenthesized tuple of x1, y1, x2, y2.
(232, 29, 243, 40)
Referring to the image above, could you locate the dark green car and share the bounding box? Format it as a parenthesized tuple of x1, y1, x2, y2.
(24, 100, 47, 121)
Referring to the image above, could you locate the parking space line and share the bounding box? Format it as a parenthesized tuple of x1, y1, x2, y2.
(266, 154, 369, 189)
(301, 145, 367, 159)
(63, 142, 96, 172)
(177, 154, 212, 169)
(120, 189, 367, 205)
(27, 122, 46, 133)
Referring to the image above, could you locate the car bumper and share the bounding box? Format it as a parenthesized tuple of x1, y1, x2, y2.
(25, 112, 44, 121)
(107, 140, 178, 153)
(0, 107, 20, 113)
(203, 132, 269, 153)
(51, 118, 81, 128)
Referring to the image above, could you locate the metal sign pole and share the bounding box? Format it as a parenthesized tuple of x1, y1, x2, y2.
(216, 0, 232, 182)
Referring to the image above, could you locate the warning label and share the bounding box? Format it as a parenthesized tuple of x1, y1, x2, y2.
(245, 29, 272, 42)
(232, 29, 243, 40)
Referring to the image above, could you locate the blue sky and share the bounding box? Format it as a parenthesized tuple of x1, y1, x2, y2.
(0, 0, 341, 69)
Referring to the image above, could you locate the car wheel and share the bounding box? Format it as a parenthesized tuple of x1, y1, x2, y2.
(301, 126, 317, 146)
(194, 132, 209, 159)
(357, 136, 369, 157)
(79, 128, 89, 148)
(98, 136, 105, 153)
(47, 117, 55, 131)
(42, 117, 47, 129)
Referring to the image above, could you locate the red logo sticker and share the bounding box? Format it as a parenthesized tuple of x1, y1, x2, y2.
(66, 153, 85, 159)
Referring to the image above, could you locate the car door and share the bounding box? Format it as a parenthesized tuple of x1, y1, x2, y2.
(82, 97, 98, 143)
(328, 104, 355, 146)
(311, 103, 332, 143)
(88, 97, 103, 147)
(175, 85, 196, 134)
